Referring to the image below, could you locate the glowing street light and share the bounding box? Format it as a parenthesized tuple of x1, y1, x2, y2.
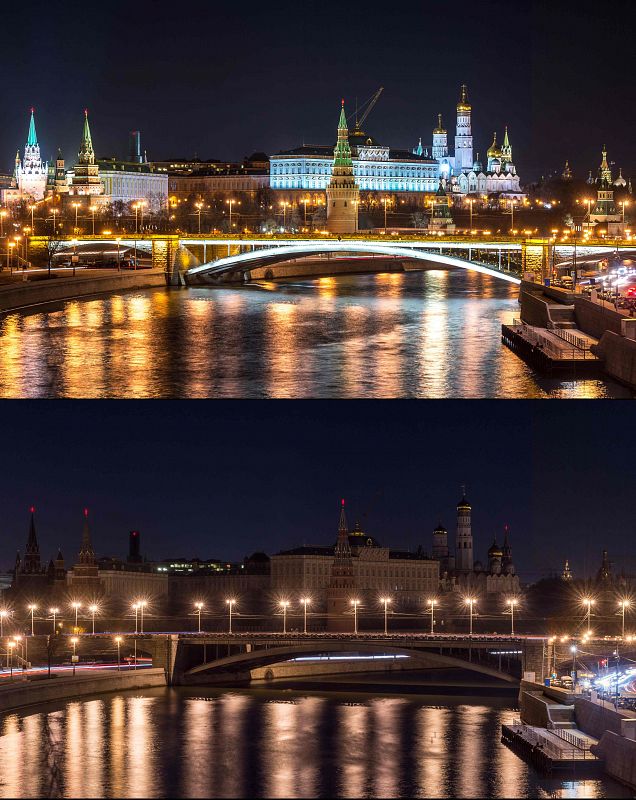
(619, 600, 631, 639)
(0, 208, 7, 237)
(350, 599, 361, 635)
(89, 205, 98, 236)
(582, 598, 594, 635)
(194, 202, 204, 234)
(0, 609, 9, 637)
(71, 601, 82, 631)
(132, 602, 139, 634)
(279, 600, 290, 634)
(379, 596, 392, 636)
(300, 597, 311, 634)
(70, 637, 79, 676)
(49, 607, 60, 633)
(427, 598, 437, 635)
(506, 598, 519, 636)
(27, 604, 37, 636)
(226, 598, 236, 633)
(226, 198, 241, 231)
(194, 601, 204, 633)
(570, 644, 577, 686)
(137, 600, 148, 634)
(115, 636, 122, 671)
(464, 597, 477, 636)
(89, 604, 99, 635)
(71, 201, 80, 233)
(7, 641, 15, 678)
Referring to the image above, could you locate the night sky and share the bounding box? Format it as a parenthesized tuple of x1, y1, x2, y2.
(0, 401, 633, 583)
(2, 0, 634, 183)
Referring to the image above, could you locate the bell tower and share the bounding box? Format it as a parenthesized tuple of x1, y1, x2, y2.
(326, 100, 360, 234)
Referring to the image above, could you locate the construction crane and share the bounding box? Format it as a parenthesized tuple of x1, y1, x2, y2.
(350, 87, 384, 133)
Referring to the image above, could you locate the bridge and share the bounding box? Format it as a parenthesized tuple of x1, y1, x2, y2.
(130, 631, 554, 686)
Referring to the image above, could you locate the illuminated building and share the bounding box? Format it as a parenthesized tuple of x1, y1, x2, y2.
(429, 181, 455, 231)
(68, 110, 104, 198)
(14, 108, 48, 200)
(325, 101, 360, 233)
(46, 149, 69, 197)
(587, 146, 624, 235)
(270, 501, 439, 608)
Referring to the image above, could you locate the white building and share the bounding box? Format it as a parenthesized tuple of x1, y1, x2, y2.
(14, 109, 48, 200)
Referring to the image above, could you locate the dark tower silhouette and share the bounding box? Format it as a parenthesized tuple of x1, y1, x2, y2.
(23, 506, 42, 574)
(128, 530, 142, 564)
(326, 499, 358, 631)
(128, 131, 142, 163)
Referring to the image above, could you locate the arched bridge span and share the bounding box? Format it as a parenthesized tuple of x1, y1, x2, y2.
(184, 241, 522, 285)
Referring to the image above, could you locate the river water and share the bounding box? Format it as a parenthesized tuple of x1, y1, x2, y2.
(0, 270, 630, 398)
(0, 687, 629, 799)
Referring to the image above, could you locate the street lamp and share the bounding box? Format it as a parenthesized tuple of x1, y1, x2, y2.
(70, 637, 78, 677)
(49, 607, 59, 633)
(137, 600, 147, 634)
(226, 598, 236, 633)
(194, 601, 204, 633)
(195, 202, 203, 234)
(300, 597, 311, 634)
(350, 599, 361, 635)
(226, 199, 240, 232)
(379, 596, 392, 636)
(468, 198, 474, 232)
(464, 597, 477, 636)
(279, 201, 290, 230)
(279, 600, 290, 634)
(582, 598, 594, 635)
(71, 601, 82, 631)
(29, 204, 36, 233)
(427, 598, 437, 635)
(0, 209, 6, 237)
(50, 208, 58, 236)
(89, 205, 97, 236)
(7, 641, 15, 679)
(89, 604, 98, 635)
(302, 198, 309, 227)
(27, 604, 37, 636)
(506, 598, 518, 636)
(132, 602, 139, 634)
(570, 644, 577, 687)
(115, 636, 122, 671)
(115, 237, 121, 271)
(382, 197, 390, 233)
(72, 202, 80, 233)
(0, 609, 9, 637)
(619, 600, 631, 639)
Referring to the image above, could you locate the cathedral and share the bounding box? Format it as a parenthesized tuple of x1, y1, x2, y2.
(586, 146, 625, 235)
(435, 491, 520, 596)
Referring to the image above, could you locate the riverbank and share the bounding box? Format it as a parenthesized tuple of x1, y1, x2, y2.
(0, 667, 166, 714)
(0, 268, 166, 314)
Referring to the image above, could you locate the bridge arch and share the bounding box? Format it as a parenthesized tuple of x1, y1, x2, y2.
(185, 242, 521, 285)
(182, 640, 519, 684)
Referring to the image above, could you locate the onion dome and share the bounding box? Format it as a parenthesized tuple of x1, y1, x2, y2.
(457, 84, 471, 113)
(433, 113, 446, 134)
(433, 522, 447, 534)
(614, 168, 627, 187)
(487, 538, 503, 559)
(487, 132, 501, 160)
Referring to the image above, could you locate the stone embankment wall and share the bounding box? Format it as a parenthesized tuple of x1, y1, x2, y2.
(0, 270, 166, 313)
(592, 732, 636, 789)
(573, 297, 624, 338)
(593, 332, 636, 388)
(0, 668, 166, 714)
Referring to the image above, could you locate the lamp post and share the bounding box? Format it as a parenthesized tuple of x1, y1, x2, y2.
(226, 199, 240, 233)
(506, 598, 518, 636)
(138, 600, 147, 634)
(583, 598, 594, 635)
(133, 203, 139, 234)
(379, 596, 391, 636)
(279, 201, 289, 230)
(72, 202, 80, 234)
(139, 200, 146, 232)
(619, 600, 631, 639)
(28, 604, 37, 636)
(89, 205, 97, 236)
(621, 200, 629, 226)
(0, 209, 6, 238)
(428, 598, 437, 635)
(302, 198, 309, 227)
(116, 237, 121, 271)
(49, 607, 59, 634)
(89, 604, 98, 635)
(465, 597, 476, 636)
(50, 208, 58, 236)
(509, 199, 516, 233)
(8, 242, 15, 274)
(279, 600, 290, 634)
(0, 609, 8, 637)
(115, 636, 122, 671)
(132, 603, 139, 635)
(300, 597, 311, 634)
(70, 637, 78, 677)
(571, 644, 577, 687)
(8, 642, 15, 679)
(468, 198, 474, 232)
(226, 599, 236, 634)
(350, 599, 360, 635)
(195, 202, 203, 234)
(71, 602, 81, 632)
(382, 197, 389, 233)
(194, 602, 204, 633)
(30, 204, 36, 234)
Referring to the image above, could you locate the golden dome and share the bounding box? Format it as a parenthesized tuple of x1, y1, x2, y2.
(433, 113, 446, 134)
(487, 132, 501, 159)
(457, 84, 471, 112)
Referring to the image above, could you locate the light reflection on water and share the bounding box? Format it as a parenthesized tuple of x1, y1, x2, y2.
(0, 689, 628, 799)
(0, 270, 631, 398)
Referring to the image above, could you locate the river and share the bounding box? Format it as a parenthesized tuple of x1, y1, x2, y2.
(0, 687, 629, 798)
(0, 270, 630, 398)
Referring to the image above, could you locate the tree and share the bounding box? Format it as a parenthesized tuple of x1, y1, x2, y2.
(45, 239, 67, 277)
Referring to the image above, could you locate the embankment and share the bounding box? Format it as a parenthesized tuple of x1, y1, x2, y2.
(0, 668, 166, 714)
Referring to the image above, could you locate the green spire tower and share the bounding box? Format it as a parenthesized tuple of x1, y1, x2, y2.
(27, 108, 38, 147)
(78, 109, 95, 165)
(326, 99, 360, 234)
(70, 109, 103, 197)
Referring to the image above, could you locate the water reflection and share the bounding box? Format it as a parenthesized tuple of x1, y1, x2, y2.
(0, 690, 629, 799)
(0, 271, 631, 398)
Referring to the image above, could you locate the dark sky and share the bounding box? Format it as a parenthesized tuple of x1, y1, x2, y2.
(0, 401, 633, 584)
(1, 0, 633, 183)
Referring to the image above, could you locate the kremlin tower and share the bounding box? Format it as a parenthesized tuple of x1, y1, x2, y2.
(15, 109, 47, 200)
(69, 110, 103, 197)
(326, 499, 358, 630)
(326, 100, 359, 234)
(453, 85, 473, 175)
(455, 488, 473, 572)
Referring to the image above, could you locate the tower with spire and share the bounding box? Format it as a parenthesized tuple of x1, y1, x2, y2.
(589, 145, 623, 234)
(22, 506, 43, 574)
(453, 85, 474, 175)
(432, 114, 448, 160)
(15, 109, 47, 200)
(69, 110, 104, 197)
(326, 100, 360, 234)
(69, 508, 102, 596)
(326, 499, 358, 630)
(455, 488, 473, 572)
